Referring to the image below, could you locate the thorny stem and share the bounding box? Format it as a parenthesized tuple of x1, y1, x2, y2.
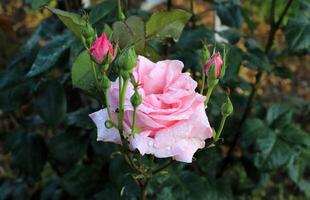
(218, 0, 294, 177)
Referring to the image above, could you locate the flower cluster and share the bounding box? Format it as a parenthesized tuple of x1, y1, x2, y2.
(84, 24, 231, 163)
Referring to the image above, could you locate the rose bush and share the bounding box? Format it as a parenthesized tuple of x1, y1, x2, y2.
(90, 56, 212, 162)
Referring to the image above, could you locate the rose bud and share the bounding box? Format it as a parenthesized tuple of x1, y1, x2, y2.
(130, 91, 142, 108)
(116, 46, 137, 72)
(221, 96, 233, 117)
(204, 52, 223, 79)
(101, 74, 111, 90)
(89, 33, 115, 64)
(82, 23, 96, 48)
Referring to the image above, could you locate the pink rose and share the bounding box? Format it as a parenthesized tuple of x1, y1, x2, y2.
(89, 33, 114, 63)
(89, 56, 212, 163)
(204, 52, 223, 78)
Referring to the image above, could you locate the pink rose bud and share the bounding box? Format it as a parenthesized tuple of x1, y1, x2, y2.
(204, 52, 223, 78)
(89, 33, 114, 64)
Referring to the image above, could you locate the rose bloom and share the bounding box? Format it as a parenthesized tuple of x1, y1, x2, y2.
(89, 33, 114, 63)
(204, 52, 223, 78)
(89, 56, 212, 163)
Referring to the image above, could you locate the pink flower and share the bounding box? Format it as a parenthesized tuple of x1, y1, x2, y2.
(204, 52, 223, 78)
(89, 33, 114, 63)
(89, 56, 212, 163)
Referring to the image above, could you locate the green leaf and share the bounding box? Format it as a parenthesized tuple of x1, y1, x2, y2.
(89, 0, 117, 24)
(31, 0, 51, 9)
(216, 0, 243, 28)
(113, 21, 133, 49)
(62, 165, 103, 198)
(245, 49, 271, 71)
(5, 131, 47, 176)
(222, 46, 244, 83)
(26, 31, 73, 77)
(218, 28, 241, 44)
(285, 16, 310, 51)
(48, 129, 89, 169)
(240, 118, 266, 148)
(112, 16, 145, 51)
(173, 27, 214, 50)
(0, 80, 35, 112)
(71, 50, 96, 90)
(46, 7, 86, 40)
(279, 124, 310, 147)
(254, 130, 293, 171)
(146, 10, 192, 42)
(125, 16, 145, 53)
(35, 80, 67, 127)
(266, 104, 293, 129)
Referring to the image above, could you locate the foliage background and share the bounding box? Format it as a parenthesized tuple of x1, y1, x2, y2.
(0, 0, 310, 199)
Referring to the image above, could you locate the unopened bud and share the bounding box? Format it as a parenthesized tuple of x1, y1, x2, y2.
(221, 97, 233, 117)
(82, 23, 96, 48)
(130, 91, 142, 108)
(101, 74, 111, 90)
(116, 46, 137, 72)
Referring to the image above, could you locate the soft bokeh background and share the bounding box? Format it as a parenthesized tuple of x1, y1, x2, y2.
(0, 0, 309, 199)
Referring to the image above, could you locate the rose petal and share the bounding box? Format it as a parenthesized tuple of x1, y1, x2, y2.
(89, 109, 121, 144)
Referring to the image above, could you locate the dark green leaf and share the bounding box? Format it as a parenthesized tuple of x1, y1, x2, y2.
(89, 0, 117, 24)
(71, 50, 96, 90)
(146, 10, 192, 42)
(218, 28, 241, 44)
(222, 46, 244, 82)
(46, 7, 86, 40)
(35, 80, 67, 127)
(48, 129, 89, 169)
(62, 165, 103, 198)
(26, 31, 73, 77)
(241, 118, 266, 148)
(5, 131, 47, 176)
(173, 27, 214, 50)
(285, 16, 310, 51)
(254, 130, 293, 171)
(279, 124, 310, 147)
(245, 50, 271, 71)
(216, 0, 243, 28)
(0, 80, 35, 112)
(266, 104, 293, 129)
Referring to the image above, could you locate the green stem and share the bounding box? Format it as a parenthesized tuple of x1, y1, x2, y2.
(103, 88, 113, 120)
(91, 61, 104, 106)
(204, 85, 214, 105)
(117, 0, 125, 21)
(131, 107, 137, 134)
(140, 179, 149, 200)
(200, 72, 206, 95)
(215, 116, 227, 141)
(118, 78, 129, 130)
